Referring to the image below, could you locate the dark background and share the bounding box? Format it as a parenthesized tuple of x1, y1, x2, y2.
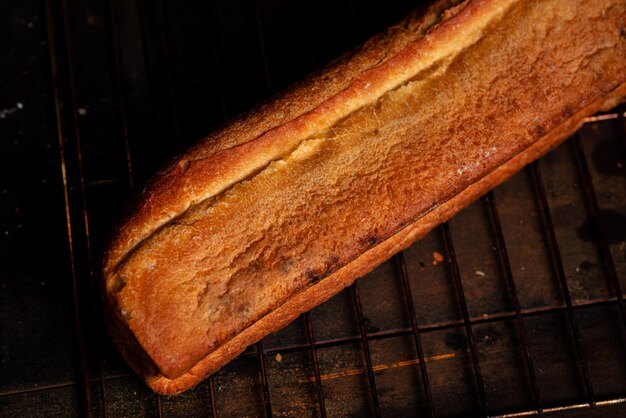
(2, 0, 626, 416)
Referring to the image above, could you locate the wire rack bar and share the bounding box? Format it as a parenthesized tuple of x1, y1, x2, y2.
(530, 162, 595, 405)
(256, 341, 273, 417)
(254, 0, 272, 94)
(208, 377, 218, 418)
(618, 104, 626, 148)
(442, 222, 489, 417)
(485, 192, 542, 413)
(0, 382, 78, 398)
(350, 283, 382, 417)
(135, 0, 181, 151)
(154, 0, 181, 148)
(571, 135, 626, 329)
(44, 0, 95, 415)
(58, 1, 115, 415)
(395, 252, 436, 418)
(347, 0, 360, 44)
(304, 313, 328, 417)
(495, 397, 626, 418)
(583, 113, 620, 123)
(105, 0, 134, 189)
(155, 394, 163, 418)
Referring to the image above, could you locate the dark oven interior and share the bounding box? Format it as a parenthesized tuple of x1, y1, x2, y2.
(2, 0, 626, 416)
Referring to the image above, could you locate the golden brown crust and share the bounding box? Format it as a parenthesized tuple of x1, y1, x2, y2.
(103, 0, 626, 394)
(102, 0, 466, 278)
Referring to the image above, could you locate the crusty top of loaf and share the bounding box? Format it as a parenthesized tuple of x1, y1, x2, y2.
(102, 0, 467, 277)
(104, 0, 626, 380)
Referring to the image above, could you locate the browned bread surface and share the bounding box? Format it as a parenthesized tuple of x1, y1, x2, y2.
(103, 0, 626, 394)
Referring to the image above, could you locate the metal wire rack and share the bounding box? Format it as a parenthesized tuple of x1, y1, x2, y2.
(2, 0, 626, 416)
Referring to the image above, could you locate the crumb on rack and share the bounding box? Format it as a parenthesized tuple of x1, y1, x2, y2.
(432, 251, 444, 265)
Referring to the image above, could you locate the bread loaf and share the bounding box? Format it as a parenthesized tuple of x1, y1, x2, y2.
(103, 0, 626, 394)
